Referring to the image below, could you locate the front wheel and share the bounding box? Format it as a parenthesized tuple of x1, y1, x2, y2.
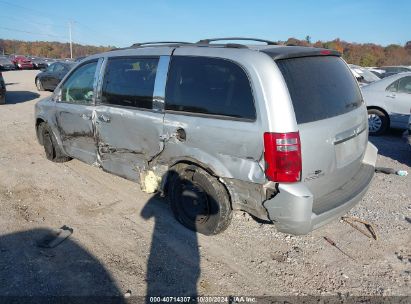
(168, 164, 232, 235)
(367, 108, 388, 136)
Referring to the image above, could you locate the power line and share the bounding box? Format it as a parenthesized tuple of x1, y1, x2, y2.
(0, 15, 67, 29)
(75, 21, 120, 46)
(0, 0, 119, 46)
(0, 0, 68, 21)
(0, 26, 68, 40)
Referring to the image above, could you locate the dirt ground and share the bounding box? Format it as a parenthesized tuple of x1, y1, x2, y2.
(0, 70, 410, 299)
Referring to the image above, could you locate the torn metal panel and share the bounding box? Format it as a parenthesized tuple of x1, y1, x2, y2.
(94, 105, 164, 182)
(55, 105, 97, 165)
(161, 112, 266, 183)
(221, 177, 269, 220)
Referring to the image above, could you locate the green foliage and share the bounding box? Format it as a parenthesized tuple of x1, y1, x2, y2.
(359, 53, 377, 67)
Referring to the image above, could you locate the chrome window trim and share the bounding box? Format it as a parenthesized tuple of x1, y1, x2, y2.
(153, 55, 170, 112)
(94, 57, 107, 104)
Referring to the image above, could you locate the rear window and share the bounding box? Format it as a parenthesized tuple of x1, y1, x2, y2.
(277, 56, 362, 124)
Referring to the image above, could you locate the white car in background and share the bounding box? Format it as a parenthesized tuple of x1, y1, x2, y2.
(349, 64, 380, 86)
(361, 72, 411, 135)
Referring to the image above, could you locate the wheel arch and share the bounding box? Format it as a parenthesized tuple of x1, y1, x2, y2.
(35, 118, 46, 145)
(367, 106, 391, 127)
(164, 158, 233, 208)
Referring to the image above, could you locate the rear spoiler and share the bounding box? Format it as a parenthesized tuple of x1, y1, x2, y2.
(261, 47, 341, 60)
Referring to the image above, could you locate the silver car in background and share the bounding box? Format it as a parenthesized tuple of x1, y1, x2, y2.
(35, 38, 377, 235)
(362, 72, 411, 135)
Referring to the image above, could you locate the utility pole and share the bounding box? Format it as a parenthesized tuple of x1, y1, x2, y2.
(69, 21, 73, 59)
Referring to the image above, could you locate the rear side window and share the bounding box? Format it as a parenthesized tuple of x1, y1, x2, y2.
(398, 76, 411, 94)
(386, 80, 398, 92)
(165, 56, 256, 120)
(277, 56, 362, 124)
(102, 57, 158, 109)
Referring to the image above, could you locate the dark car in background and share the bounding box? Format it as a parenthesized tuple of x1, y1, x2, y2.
(44, 58, 58, 66)
(0, 56, 15, 70)
(30, 57, 48, 69)
(378, 66, 411, 78)
(0, 72, 6, 104)
(10, 55, 33, 69)
(35, 61, 75, 91)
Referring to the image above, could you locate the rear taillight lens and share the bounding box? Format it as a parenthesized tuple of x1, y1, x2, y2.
(263, 132, 302, 183)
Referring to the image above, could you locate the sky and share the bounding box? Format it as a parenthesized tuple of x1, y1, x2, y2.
(0, 0, 410, 48)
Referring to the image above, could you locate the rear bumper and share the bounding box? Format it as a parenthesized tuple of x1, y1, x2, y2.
(263, 142, 378, 235)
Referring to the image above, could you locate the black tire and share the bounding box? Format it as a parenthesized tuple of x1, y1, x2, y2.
(168, 164, 232, 235)
(36, 78, 44, 91)
(367, 108, 389, 136)
(40, 123, 71, 163)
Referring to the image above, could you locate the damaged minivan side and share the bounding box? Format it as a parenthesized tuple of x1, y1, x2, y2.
(35, 38, 378, 235)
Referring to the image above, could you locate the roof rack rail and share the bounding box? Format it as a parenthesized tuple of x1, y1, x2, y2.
(131, 41, 192, 47)
(197, 37, 278, 45)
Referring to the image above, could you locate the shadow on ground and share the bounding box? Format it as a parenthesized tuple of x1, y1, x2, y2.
(0, 228, 125, 303)
(5, 91, 40, 104)
(369, 129, 411, 167)
(141, 194, 200, 298)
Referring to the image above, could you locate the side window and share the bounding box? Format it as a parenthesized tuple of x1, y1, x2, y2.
(165, 56, 256, 120)
(54, 63, 65, 73)
(397, 76, 411, 94)
(386, 80, 398, 92)
(47, 63, 56, 72)
(101, 57, 159, 109)
(61, 61, 97, 105)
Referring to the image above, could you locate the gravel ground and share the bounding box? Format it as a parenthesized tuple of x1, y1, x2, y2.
(0, 70, 410, 299)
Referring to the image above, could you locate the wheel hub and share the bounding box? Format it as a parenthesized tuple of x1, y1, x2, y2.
(368, 114, 382, 132)
(180, 182, 210, 224)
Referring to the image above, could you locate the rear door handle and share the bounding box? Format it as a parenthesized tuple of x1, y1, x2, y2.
(98, 114, 111, 123)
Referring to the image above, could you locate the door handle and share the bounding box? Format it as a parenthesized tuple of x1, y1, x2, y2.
(98, 114, 111, 123)
(386, 94, 396, 99)
(80, 113, 92, 120)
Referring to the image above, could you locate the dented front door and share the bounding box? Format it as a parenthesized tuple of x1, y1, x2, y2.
(93, 56, 170, 182)
(55, 59, 101, 164)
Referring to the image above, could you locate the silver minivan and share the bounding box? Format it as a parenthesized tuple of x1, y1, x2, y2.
(35, 38, 378, 235)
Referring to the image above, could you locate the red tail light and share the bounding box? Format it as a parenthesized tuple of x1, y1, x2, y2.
(263, 132, 302, 182)
(320, 50, 332, 55)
